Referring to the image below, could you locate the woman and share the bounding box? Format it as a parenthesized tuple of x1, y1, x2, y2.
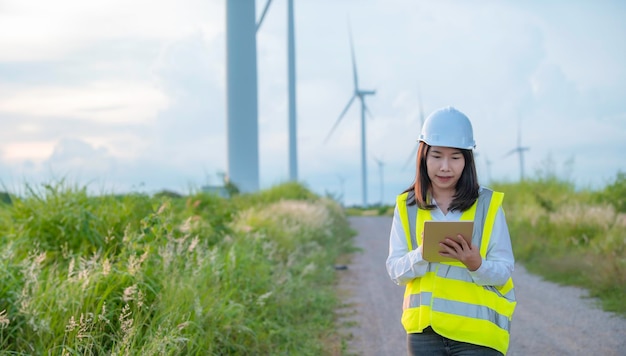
(386, 106, 516, 355)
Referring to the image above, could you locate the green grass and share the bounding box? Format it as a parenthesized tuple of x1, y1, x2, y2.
(0, 170, 623, 353)
(0, 181, 356, 354)
(493, 172, 626, 316)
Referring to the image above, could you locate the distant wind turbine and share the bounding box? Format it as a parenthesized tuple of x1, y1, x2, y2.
(336, 174, 346, 206)
(503, 123, 530, 181)
(372, 155, 385, 205)
(404, 87, 426, 170)
(324, 24, 376, 207)
(484, 155, 492, 183)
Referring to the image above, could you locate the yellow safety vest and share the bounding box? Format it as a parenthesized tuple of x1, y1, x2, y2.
(396, 189, 516, 355)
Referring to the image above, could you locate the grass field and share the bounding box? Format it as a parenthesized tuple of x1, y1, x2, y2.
(0, 171, 623, 354)
(0, 181, 356, 355)
(493, 173, 626, 315)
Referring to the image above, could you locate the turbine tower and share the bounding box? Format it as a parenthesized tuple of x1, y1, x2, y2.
(503, 124, 530, 181)
(372, 155, 385, 205)
(324, 25, 376, 207)
(226, 0, 259, 193)
(286, 0, 298, 181)
(259, 0, 298, 181)
(226, 0, 299, 192)
(336, 174, 346, 206)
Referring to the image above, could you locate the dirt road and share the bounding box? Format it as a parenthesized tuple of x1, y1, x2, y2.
(337, 216, 626, 356)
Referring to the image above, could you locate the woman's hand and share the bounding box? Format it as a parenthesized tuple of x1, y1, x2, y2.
(439, 234, 482, 271)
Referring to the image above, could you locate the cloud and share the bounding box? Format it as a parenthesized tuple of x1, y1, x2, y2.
(0, 81, 169, 124)
(149, 30, 227, 170)
(0, 0, 224, 61)
(44, 138, 114, 174)
(0, 0, 625, 204)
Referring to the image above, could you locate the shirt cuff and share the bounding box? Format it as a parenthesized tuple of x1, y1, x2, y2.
(409, 246, 428, 266)
(468, 259, 488, 281)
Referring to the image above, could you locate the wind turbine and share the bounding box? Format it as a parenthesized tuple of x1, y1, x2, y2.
(484, 155, 492, 183)
(403, 87, 426, 170)
(257, 0, 299, 181)
(336, 174, 346, 206)
(324, 24, 376, 207)
(372, 155, 385, 205)
(503, 123, 530, 181)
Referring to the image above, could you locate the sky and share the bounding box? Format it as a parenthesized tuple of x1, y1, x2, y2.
(1, 0, 625, 206)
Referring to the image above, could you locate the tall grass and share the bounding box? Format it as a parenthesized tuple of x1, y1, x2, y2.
(492, 171, 626, 315)
(0, 181, 355, 354)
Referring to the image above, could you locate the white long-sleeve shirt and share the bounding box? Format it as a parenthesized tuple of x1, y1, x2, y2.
(386, 191, 515, 287)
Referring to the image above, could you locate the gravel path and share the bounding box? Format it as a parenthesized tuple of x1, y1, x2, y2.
(336, 216, 626, 356)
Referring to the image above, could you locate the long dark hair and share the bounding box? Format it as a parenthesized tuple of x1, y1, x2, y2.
(402, 142, 479, 212)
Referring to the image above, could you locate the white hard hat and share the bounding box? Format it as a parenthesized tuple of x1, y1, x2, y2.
(418, 106, 476, 150)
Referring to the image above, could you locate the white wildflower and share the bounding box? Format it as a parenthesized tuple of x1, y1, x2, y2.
(128, 251, 149, 275)
(34, 252, 46, 265)
(0, 310, 9, 328)
(102, 258, 111, 275)
(179, 217, 192, 233)
(194, 297, 203, 318)
(123, 285, 137, 303)
(157, 202, 168, 215)
(65, 315, 78, 332)
(77, 313, 94, 338)
(256, 291, 273, 307)
(301, 262, 317, 277)
(98, 302, 110, 323)
(68, 258, 76, 279)
(137, 289, 145, 308)
(119, 304, 133, 334)
(188, 235, 199, 252)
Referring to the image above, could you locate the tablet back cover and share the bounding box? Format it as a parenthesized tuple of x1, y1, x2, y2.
(422, 221, 474, 263)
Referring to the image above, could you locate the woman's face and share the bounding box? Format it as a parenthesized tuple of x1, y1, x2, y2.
(425, 146, 465, 192)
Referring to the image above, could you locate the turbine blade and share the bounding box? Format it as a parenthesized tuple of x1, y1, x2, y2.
(364, 101, 374, 119)
(256, 0, 274, 32)
(502, 148, 517, 158)
(324, 95, 357, 143)
(348, 24, 359, 90)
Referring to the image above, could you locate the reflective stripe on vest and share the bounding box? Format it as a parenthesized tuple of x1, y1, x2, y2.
(396, 189, 516, 355)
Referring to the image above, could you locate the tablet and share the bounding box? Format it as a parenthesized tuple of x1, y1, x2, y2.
(422, 221, 474, 263)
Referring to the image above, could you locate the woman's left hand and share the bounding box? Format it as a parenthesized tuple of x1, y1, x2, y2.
(439, 235, 482, 271)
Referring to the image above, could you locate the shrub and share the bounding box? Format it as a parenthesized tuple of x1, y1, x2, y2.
(596, 171, 626, 213)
